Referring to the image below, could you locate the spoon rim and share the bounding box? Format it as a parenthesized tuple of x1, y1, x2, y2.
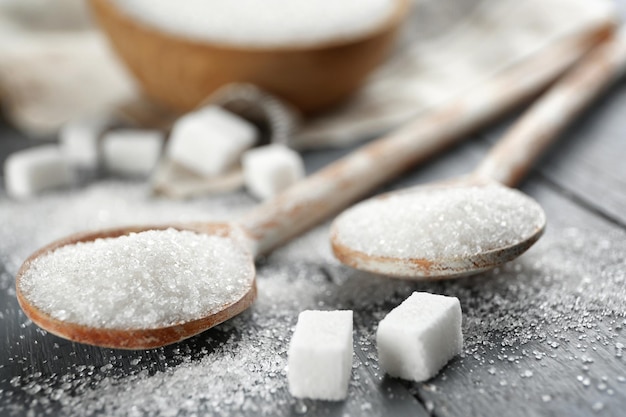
(330, 181, 547, 280)
(331, 223, 545, 279)
(15, 223, 257, 350)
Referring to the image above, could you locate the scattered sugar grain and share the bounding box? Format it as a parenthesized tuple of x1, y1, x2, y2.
(592, 402, 604, 412)
(288, 310, 353, 400)
(376, 292, 462, 382)
(333, 184, 545, 260)
(113, 0, 397, 47)
(242, 144, 305, 200)
(3, 145, 73, 200)
(102, 129, 164, 177)
(167, 106, 257, 177)
(520, 370, 534, 378)
(2, 179, 626, 416)
(12, 266, 328, 416)
(18, 228, 253, 329)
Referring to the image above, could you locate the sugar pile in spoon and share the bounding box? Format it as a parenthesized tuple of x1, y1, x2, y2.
(113, 0, 397, 47)
(332, 183, 545, 260)
(18, 228, 253, 329)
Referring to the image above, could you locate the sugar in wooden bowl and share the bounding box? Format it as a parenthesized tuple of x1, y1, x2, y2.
(89, 0, 409, 114)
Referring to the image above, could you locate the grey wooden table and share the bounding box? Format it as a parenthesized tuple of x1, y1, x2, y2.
(2, 24, 626, 417)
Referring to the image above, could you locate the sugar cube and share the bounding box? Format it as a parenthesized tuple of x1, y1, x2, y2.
(167, 106, 258, 177)
(242, 144, 305, 200)
(3, 145, 73, 199)
(59, 115, 111, 169)
(288, 310, 353, 401)
(102, 129, 164, 177)
(377, 292, 462, 382)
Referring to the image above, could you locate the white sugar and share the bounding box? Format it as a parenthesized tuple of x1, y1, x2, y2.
(113, 0, 397, 47)
(167, 106, 258, 177)
(242, 144, 305, 200)
(59, 116, 111, 169)
(288, 310, 353, 400)
(1, 177, 625, 415)
(377, 292, 462, 382)
(2, 182, 626, 416)
(18, 228, 253, 329)
(4, 145, 73, 200)
(333, 184, 545, 260)
(102, 129, 164, 177)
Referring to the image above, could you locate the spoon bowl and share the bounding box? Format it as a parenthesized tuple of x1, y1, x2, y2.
(15, 223, 256, 349)
(331, 179, 546, 279)
(89, 0, 409, 114)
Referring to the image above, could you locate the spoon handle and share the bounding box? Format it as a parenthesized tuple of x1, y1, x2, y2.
(238, 26, 612, 257)
(473, 32, 626, 187)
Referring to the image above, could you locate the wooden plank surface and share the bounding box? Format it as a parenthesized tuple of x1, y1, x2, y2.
(482, 76, 626, 227)
(537, 79, 626, 227)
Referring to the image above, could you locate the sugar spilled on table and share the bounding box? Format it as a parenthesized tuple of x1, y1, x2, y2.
(1, 183, 624, 416)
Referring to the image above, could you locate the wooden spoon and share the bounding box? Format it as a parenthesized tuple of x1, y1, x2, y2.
(89, 0, 410, 114)
(331, 32, 626, 279)
(15, 31, 619, 350)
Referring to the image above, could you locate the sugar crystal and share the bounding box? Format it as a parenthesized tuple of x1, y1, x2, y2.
(333, 184, 545, 260)
(59, 116, 111, 169)
(18, 228, 253, 329)
(1, 180, 625, 416)
(4, 145, 73, 200)
(376, 292, 462, 382)
(242, 144, 305, 200)
(167, 106, 257, 177)
(288, 310, 353, 400)
(102, 129, 164, 177)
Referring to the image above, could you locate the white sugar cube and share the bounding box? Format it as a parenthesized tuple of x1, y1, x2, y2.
(288, 310, 353, 401)
(167, 106, 258, 177)
(4, 145, 73, 199)
(59, 116, 110, 169)
(242, 144, 305, 200)
(102, 129, 164, 177)
(377, 292, 462, 382)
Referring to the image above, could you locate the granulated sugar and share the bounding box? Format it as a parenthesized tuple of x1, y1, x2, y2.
(333, 184, 545, 259)
(19, 228, 253, 329)
(1, 181, 625, 416)
(0, 182, 254, 292)
(5, 222, 624, 417)
(7, 266, 331, 416)
(113, 0, 397, 47)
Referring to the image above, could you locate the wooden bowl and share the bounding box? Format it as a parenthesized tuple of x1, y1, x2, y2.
(89, 0, 409, 114)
